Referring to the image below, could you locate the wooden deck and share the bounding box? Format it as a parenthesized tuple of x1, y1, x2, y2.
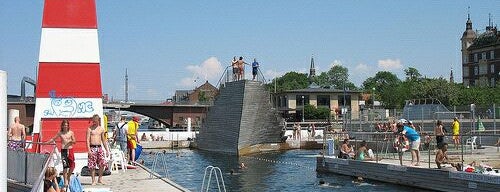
(317, 146, 500, 192)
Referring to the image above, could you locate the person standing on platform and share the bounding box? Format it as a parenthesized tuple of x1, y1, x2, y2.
(8, 116, 26, 151)
(434, 120, 445, 146)
(127, 116, 140, 163)
(231, 56, 238, 81)
(397, 119, 421, 166)
(251, 58, 259, 80)
(46, 119, 76, 191)
(452, 117, 460, 150)
(237, 56, 247, 80)
(86, 114, 109, 185)
(112, 116, 129, 155)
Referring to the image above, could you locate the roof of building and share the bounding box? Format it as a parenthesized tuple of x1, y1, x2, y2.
(281, 87, 362, 93)
(468, 27, 500, 49)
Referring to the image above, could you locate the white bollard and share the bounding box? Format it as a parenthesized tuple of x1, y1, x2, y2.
(0, 70, 8, 191)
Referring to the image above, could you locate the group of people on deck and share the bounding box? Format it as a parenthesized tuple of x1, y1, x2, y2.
(231, 56, 260, 81)
(338, 117, 463, 168)
(7, 114, 141, 192)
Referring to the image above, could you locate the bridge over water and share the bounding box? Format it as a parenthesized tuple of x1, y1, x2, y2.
(7, 99, 208, 130)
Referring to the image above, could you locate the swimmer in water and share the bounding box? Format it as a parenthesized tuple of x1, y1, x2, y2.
(239, 162, 247, 169)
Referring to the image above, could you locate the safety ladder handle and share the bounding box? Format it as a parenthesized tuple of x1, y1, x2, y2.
(213, 167, 226, 192)
(201, 165, 214, 191)
(201, 166, 226, 192)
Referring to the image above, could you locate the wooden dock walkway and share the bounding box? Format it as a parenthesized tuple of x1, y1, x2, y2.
(80, 164, 190, 192)
(317, 146, 500, 192)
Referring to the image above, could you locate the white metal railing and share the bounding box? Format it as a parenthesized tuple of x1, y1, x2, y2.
(150, 151, 169, 178)
(200, 166, 226, 192)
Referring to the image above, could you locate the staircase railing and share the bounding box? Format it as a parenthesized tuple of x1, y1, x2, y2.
(216, 63, 269, 89)
(216, 66, 232, 88)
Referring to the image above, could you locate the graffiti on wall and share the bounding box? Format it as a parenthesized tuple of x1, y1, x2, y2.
(42, 90, 96, 117)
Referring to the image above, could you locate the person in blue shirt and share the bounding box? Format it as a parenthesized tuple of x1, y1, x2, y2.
(251, 58, 259, 80)
(397, 119, 421, 166)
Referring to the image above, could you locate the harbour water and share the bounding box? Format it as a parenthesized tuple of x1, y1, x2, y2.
(141, 149, 417, 191)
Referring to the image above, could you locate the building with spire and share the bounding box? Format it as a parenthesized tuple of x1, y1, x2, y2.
(308, 55, 316, 84)
(461, 11, 499, 87)
(450, 67, 454, 83)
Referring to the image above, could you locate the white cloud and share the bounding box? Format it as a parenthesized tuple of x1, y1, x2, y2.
(179, 57, 223, 87)
(350, 63, 372, 86)
(354, 63, 370, 73)
(377, 59, 402, 70)
(330, 59, 342, 67)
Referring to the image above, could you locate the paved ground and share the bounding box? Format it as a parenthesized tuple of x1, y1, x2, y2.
(79, 165, 189, 192)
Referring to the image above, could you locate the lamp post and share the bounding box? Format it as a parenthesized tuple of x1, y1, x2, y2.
(301, 95, 305, 122)
(372, 87, 376, 108)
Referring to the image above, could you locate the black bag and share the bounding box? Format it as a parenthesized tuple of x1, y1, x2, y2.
(80, 166, 111, 176)
(81, 166, 90, 176)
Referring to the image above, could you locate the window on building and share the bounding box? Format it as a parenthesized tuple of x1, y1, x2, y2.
(491, 64, 495, 74)
(482, 52, 486, 60)
(479, 63, 488, 75)
(337, 95, 351, 108)
(474, 66, 478, 75)
(474, 53, 478, 62)
(317, 95, 330, 108)
(463, 55, 467, 63)
(491, 78, 496, 87)
(463, 67, 469, 77)
(295, 95, 309, 106)
(491, 50, 495, 59)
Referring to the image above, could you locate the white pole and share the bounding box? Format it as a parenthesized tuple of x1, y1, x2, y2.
(187, 117, 191, 132)
(0, 70, 8, 191)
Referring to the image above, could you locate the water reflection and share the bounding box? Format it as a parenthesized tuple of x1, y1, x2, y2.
(142, 149, 415, 192)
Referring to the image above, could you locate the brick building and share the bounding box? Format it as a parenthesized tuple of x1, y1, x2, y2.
(461, 13, 499, 87)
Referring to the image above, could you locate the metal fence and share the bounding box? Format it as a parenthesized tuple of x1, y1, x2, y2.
(7, 141, 55, 191)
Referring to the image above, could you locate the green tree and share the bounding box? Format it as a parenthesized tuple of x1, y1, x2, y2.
(268, 72, 309, 92)
(304, 104, 330, 119)
(404, 67, 422, 81)
(362, 71, 402, 108)
(315, 65, 357, 90)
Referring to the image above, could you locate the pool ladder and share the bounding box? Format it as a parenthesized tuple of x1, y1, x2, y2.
(201, 166, 226, 192)
(150, 151, 169, 178)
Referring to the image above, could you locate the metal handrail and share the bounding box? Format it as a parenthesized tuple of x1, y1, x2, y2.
(21, 141, 56, 192)
(201, 165, 226, 192)
(150, 151, 169, 178)
(256, 67, 267, 84)
(216, 66, 231, 88)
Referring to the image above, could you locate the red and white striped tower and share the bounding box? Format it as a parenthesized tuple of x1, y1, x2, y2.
(33, 0, 103, 153)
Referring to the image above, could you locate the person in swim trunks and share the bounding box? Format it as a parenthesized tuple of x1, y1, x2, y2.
(8, 116, 26, 151)
(86, 114, 109, 185)
(46, 119, 76, 190)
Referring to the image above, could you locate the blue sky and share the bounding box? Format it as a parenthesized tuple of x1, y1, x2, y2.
(1, 1, 498, 100)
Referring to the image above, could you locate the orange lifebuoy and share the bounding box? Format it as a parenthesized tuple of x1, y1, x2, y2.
(393, 135, 410, 152)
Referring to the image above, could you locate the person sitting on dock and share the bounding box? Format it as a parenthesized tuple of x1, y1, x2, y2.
(435, 142, 460, 171)
(340, 139, 355, 159)
(355, 140, 377, 161)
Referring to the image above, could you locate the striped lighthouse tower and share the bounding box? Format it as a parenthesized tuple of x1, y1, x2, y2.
(32, 0, 104, 154)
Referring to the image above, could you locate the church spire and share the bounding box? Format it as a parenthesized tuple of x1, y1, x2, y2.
(450, 67, 454, 83)
(309, 55, 316, 80)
